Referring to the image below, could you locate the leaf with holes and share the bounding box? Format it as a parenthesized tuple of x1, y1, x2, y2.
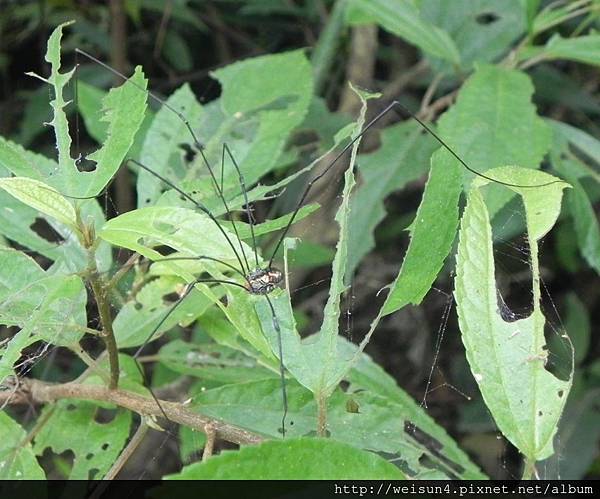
(454, 166, 571, 461)
(26, 22, 148, 197)
(33, 401, 131, 480)
(420, 0, 526, 71)
(189, 377, 484, 479)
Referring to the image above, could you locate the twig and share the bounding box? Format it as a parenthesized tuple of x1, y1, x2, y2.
(203, 423, 217, 461)
(88, 268, 120, 389)
(1, 379, 263, 446)
(103, 420, 150, 480)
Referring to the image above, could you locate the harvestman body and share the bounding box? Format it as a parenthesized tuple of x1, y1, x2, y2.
(72, 48, 562, 438)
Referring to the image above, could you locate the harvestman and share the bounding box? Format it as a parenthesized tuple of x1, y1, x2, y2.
(73, 49, 561, 437)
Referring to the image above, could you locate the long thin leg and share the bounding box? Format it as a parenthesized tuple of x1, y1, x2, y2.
(267, 101, 563, 266)
(76, 49, 252, 276)
(127, 158, 250, 280)
(264, 293, 287, 437)
(131, 276, 248, 420)
(223, 143, 260, 269)
(200, 142, 251, 274)
(151, 255, 247, 281)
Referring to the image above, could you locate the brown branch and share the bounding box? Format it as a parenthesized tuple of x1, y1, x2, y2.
(203, 423, 217, 461)
(339, 24, 378, 114)
(1, 379, 263, 447)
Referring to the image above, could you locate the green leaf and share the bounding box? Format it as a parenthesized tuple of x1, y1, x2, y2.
(0, 142, 110, 274)
(383, 64, 550, 316)
(0, 249, 87, 383)
(209, 49, 313, 185)
(345, 339, 486, 479)
(538, 381, 600, 479)
(347, 121, 437, 276)
(549, 119, 600, 184)
(167, 437, 405, 479)
(420, 0, 526, 71)
(380, 148, 462, 314)
(521, 34, 600, 67)
(256, 86, 371, 396)
(0, 177, 78, 232)
(454, 166, 571, 461)
(347, 0, 461, 65)
(189, 377, 482, 479)
(99, 206, 254, 266)
(158, 339, 276, 384)
(26, 22, 148, 197)
(113, 275, 212, 348)
(438, 65, 551, 178)
(77, 65, 148, 196)
(77, 80, 155, 162)
(553, 155, 600, 274)
(0, 135, 59, 182)
(0, 412, 45, 479)
(137, 84, 203, 209)
(530, 1, 584, 35)
(33, 401, 131, 480)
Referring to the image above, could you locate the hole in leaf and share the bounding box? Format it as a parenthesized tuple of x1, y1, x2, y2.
(89, 468, 99, 480)
(491, 194, 533, 321)
(101, 443, 109, 450)
(75, 154, 97, 172)
(558, 390, 564, 398)
(154, 245, 176, 257)
(162, 291, 181, 304)
(179, 143, 197, 163)
(30, 218, 65, 244)
(85, 453, 94, 460)
(66, 404, 77, 411)
(134, 302, 142, 311)
(475, 12, 499, 25)
(94, 407, 117, 424)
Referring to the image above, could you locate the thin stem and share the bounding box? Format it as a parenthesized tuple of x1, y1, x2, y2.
(203, 423, 216, 461)
(316, 391, 328, 437)
(107, 252, 141, 290)
(521, 457, 537, 480)
(87, 249, 120, 390)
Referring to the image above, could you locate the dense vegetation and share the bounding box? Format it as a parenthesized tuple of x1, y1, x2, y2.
(0, 0, 599, 480)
